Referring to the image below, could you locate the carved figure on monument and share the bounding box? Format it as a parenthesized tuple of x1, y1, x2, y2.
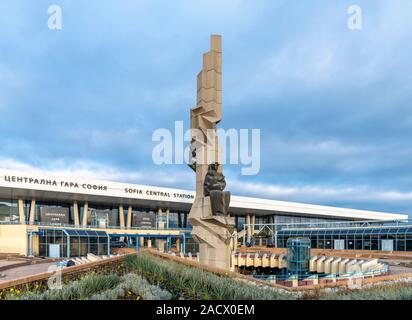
(204, 162, 231, 216)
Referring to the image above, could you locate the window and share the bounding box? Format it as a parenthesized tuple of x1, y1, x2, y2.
(0, 199, 19, 222)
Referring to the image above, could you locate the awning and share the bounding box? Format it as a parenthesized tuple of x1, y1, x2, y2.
(39, 228, 108, 237)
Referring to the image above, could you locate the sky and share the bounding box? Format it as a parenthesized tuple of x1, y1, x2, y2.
(0, 1, 411, 216)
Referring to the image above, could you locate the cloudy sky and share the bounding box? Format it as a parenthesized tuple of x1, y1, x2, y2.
(0, 1, 411, 216)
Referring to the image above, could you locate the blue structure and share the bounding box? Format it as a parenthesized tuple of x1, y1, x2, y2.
(286, 237, 311, 278)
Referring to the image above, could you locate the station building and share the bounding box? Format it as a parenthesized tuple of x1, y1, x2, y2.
(0, 169, 408, 257)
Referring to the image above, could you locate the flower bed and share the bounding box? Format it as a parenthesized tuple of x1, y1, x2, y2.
(1, 252, 411, 300)
(123, 252, 293, 300)
(319, 282, 412, 300)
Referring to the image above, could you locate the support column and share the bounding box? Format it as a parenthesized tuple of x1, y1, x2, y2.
(29, 199, 36, 225)
(158, 208, 164, 229)
(147, 239, 152, 248)
(67, 236, 70, 257)
(82, 202, 89, 227)
(270, 215, 276, 244)
(119, 205, 125, 228)
(251, 214, 256, 244)
(18, 199, 25, 223)
(176, 238, 181, 252)
(28, 231, 33, 256)
(157, 239, 166, 252)
(73, 201, 80, 226)
(166, 208, 170, 229)
(126, 205, 132, 228)
(246, 214, 251, 244)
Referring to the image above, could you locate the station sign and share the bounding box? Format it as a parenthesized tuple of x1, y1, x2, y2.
(39, 206, 69, 225)
(133, 211, 155, 228)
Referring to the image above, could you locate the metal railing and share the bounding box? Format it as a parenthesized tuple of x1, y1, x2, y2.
(0, 220, 192, 232)
(241, 218, 411, 233)
(251, 264, 389, 282)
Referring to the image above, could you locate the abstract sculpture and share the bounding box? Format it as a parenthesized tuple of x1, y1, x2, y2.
(187, 35, 235, 271)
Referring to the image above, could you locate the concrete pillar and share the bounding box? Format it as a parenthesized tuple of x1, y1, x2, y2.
(139, 237, 144, 247)
(29, 199, 36, 225)
(82, 202, 89, 227)
(157, 239, 166, 252)
(126, 205, 132, 228)
(176, 238, 181, 252)
(73, 201, 80, 226)
(166, 208, 170, 229)
(158, 208, 164, 229)
(28, 231, 33, 256)
(17, 199, 25, 223)
(269, 215, 274, 239)
(147, 239, 152, 248)
(119, 205, 125, 228)
(251, 214, 256, 234)
(246, 214, 251, 243)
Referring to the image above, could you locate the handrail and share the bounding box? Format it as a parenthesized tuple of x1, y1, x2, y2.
(0, 220, 192, 232)
(242, 218, 411, 232)
(252, 264, 389, 281)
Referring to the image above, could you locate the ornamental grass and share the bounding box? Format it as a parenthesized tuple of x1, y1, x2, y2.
(123, 252, 293, 300)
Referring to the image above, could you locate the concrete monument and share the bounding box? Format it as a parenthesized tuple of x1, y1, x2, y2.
(187, 35, 235, 271)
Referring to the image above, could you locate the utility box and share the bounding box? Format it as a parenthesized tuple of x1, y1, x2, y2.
(49, 244, 61, 258)
(334, 240, 345, 250)
(381, 240, 394, 251)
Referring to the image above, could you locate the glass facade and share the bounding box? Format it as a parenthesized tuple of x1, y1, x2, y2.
(235, 214, 345, 231)
(0, 198, 19, 222)
(38, 228, 109, 257)
(168, 211, 189, 228)
(277, 226, 412, 251)
(85, 204, 118, 227)
(273, 214, 345, 227)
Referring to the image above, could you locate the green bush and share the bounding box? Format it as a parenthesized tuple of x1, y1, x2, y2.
(89, 273, 172, 300)
(123, 252, 293, 300)
(6, 273, 121, 300)
(321, 282, 412, 300)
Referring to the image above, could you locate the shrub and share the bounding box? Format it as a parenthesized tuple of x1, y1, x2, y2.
(6, 273, 120, 300)
(320, 282, 412, 300)
(89, 273, 172, 300)
(123, 252, 293, 300)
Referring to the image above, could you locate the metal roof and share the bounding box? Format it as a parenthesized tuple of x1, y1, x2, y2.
(1, 169, 408, 220)
(39, 228, 108, 237)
